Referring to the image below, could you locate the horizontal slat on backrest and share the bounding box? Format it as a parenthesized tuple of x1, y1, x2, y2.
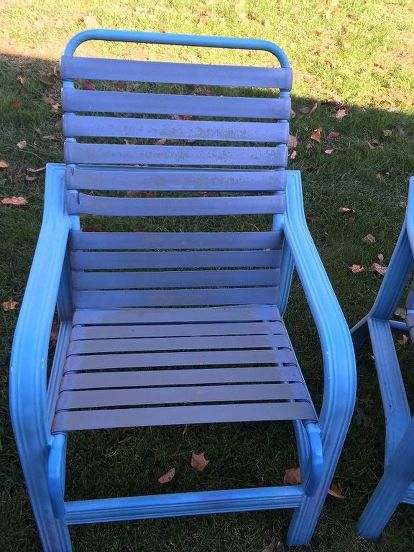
(61, 56, 293, 88)
(62, 89, 291, 119)
(64, 142, 287, 166)
(70, 250, 281, 270)
(66, 193, 285, 216)
(63, 114, 288, 143)
(73, 287, 279, 308)
(69, 231, 281, 250)
(66, 167, 286, 191)
(72, 269, 280, 291)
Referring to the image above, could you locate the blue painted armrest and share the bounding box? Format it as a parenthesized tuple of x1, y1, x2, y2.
(9, 164, 70, 444)
(283, 171, 356, 435)
(407, 177, 414, 254)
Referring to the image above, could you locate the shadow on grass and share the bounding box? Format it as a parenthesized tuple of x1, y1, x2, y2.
(1, 53, 414, 551)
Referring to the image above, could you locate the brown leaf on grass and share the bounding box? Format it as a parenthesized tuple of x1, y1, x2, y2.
(376, 172, 385, 181)
(383, 129, 393, 137)
(367, 139, 381, 149)
(172, 114, 192, 121)
(290, 109, 296, 118)
(16, 75, 25, 87)
(82, 15, 99, 29)
(362, 234, 376, 244)
(193, 86, 212, 96)
(82, 80, 95, 90)
(288, 134, 298, 148)
(328, 482, 345, 499)
(25, 175, 37, 182)
(154, 138, 168, 145)
(371, 262, 387, 276)
(326, 131, 340, 142)
(37, 76, 54, 87)
(310, 127, 323, 142)
(0, 160, 9, 169)
(284, 467, 301, 485)
(158, 467, 176, 484)
(1, 196, 28, 206)
(395, 307, 406, 320)
(398, 334, 409, 346)
(338, 207, 355, 214)
(335, 108, 348, 120)
(42, 95, 60, 112)
(349, 264, 365, 273)
(377, 253, 384, 263)
(50, 321, 59, 346)
(299, 102, 318, 115)
(9, 100, 22, 110)
(42, 135, 60, 141)
(306, 215, 319, 223)
(17, 140, 27, 150)
(2, 300, 18, 311)
(191, 452, 209, 472)
(262, 540, 285, 552)
(324, 148, 334, 155)
(289, 150, 297, 160)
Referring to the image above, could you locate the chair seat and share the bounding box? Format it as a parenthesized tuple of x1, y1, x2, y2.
(52, 305, 317, 432)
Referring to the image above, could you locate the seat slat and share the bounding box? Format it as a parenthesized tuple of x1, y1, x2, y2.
(60, 56, 293, 89)
(61, 365, 304, 390)
(64, 114, 289, 143)
(70, 231, 282, 250)
(67, 193, 285, 217)
(73, 287, 278, 308)
(64, 142, 287, 167)
(72, 305, 280, 325)
(64, 348, 296, 372)
(70, 250, 281, 269)
(72, 269, 279, 291)
(71, 320, 284, 340)
(62, 89, 291, 119)
(56, 382, 308, 410)
(66, 167, 286, 192)
(52, 401, 315, 432)
(68, 333, 290, 355)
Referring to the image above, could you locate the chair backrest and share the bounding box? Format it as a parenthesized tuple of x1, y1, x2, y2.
(61, 31, 292, 309)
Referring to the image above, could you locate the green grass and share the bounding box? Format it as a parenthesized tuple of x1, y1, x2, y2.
(1, 1, 414, 550)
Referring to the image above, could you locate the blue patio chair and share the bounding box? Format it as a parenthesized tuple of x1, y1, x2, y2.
(9, 30, 356, 550)
(352, 177, 414, 540)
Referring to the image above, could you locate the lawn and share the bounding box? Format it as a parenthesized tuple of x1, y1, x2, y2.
(1, 0, 414, 550)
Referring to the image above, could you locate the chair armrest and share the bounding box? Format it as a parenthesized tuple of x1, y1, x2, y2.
(9, 164, 71, 445)
(283, 171, 356, 435)
(407, 177, 414, 255)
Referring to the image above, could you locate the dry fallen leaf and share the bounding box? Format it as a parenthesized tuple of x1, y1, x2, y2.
(289, 150, 297, 160)
(17, 140, 27, 150)
(328, 482, 345, 499)
(193, 86, 212, 96)
(395, 307, 406, 320)
(288, 134, 298, 148)
(1, 196, 28, 206)
(42, 135, 59, 141)
(262, 540, 285, 552)
(335, 108, 348, 119)
(338, 207, 355, 214)
(299, 102, 318, 114)
(42, 95, 60, 112)
(2, 300, 18, 311)
(398, 334, 409, 346)
(371, 262, 387, 276)
(377, 253, 384, 263)
(158, 467, 176, 484)
(310, 127, 323, 142)
(82, 79, 95, 90)
(191, 452, 209, 472)
(376, 173, 385, 181)
(349, 264, 365, 273)
(326, 131, 340, 142)
(367, 139, 381, 149)
(16, 75, 25, 87)
(306, 215, 319, 223)
(362, 234, 376, 244)
(25, 175, 37, 182)
(0, 160, 9, 169)
(324, 148, 334, 155)
(155, 138, 168, 145)
(284, 467, 301, 485)
(27, 166, 46, 173)
(383, 129, 393, 137)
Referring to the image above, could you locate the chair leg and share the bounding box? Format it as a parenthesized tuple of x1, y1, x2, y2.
(356, 417, 414, 540)
(16, 433, 72, 551)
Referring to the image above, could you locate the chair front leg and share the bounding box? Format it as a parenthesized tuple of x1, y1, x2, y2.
(357, 417, 414, 540)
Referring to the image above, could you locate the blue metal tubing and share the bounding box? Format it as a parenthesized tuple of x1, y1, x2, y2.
(9, 164, 72, 551)
(63, 29, 291, 68)
(389, 320, 409, 332)
(282, 171, 356, 545)
(64, 486, 303, 525)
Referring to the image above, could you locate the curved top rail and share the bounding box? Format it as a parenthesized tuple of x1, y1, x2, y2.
(63, 29, 291, 68)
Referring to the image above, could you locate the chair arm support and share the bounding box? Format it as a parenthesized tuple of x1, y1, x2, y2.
(10, 164, 70, 447)
(283, 171, 356, 437)
(407, 177, 414, 256)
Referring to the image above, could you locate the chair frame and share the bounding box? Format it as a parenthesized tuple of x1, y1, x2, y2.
(9, 30, 356, 550)
(352, 177, 414, 540)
